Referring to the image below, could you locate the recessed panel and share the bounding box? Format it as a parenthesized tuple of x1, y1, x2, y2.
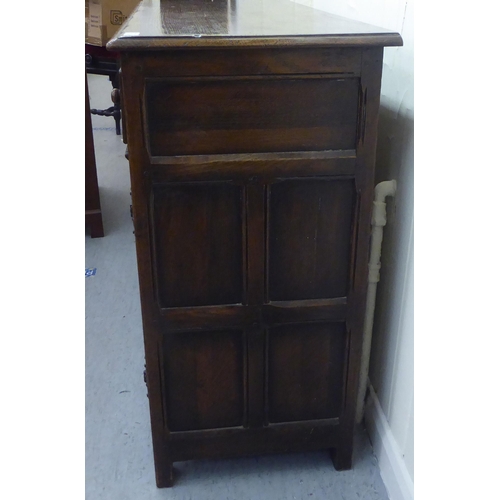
(267, 322, 346, 423)
(268, 178, 355, 301)
(163, 329, 244, 431)
(146, 77, 359, 156)
(152, 182, 243, 308)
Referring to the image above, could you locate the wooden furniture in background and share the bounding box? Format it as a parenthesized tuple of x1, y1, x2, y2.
(85, 44, 121, 135)
(85, 73, 104, 238)
(108, 0, 402, 487)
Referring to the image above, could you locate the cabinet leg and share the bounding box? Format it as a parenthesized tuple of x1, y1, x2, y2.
(155, 462, 174, 488)
(86, 211, 104, 238)
(330, 446, 353, 471)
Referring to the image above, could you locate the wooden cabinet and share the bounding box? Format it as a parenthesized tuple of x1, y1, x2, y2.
(108, 0, 402, 488)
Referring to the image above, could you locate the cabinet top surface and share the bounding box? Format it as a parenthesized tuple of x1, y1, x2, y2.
(107, 0, 402, 50)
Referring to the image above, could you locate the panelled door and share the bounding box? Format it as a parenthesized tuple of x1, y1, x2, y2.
(149, 173, 358, 432)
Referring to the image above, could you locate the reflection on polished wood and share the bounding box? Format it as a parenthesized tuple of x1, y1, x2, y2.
(107, 0, 402, 50)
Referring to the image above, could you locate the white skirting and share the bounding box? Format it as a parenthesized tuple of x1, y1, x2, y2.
(364, 383, 414, 500)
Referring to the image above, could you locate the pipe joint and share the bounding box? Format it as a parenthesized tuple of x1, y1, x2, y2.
(368, 263, 381, 283)
(374, 179, 397, 202)
(372, 201, 388, 226)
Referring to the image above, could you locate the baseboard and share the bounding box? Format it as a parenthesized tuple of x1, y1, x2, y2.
(364, 383, 414, 500)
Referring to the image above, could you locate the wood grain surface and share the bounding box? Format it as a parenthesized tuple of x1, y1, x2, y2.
(115, 1, 402, 487)
(107, 0, 403, 50)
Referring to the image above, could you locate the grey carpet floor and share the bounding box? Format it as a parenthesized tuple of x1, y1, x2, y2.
(85, 73, 390, 500)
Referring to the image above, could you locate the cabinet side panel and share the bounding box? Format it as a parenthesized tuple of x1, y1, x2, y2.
(267, 322, 346, 423)
(162, 330, 244, 431)
(152, 182, 243, 308)
(268, 178, 355, 301)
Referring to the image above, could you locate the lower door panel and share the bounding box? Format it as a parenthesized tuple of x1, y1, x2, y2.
(161, 329, 245, 432)
(267, 322, 347, 423)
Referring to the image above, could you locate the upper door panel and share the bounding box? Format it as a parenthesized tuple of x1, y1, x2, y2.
(152, 181, 244, 308)
(268, 178, 356, 302)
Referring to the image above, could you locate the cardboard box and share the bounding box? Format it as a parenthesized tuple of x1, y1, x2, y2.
(85, 0, 140, 47)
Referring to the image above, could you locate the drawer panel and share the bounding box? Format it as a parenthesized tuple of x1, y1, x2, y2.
(145, 76, 359, 157)
(133, 48, 362, 78)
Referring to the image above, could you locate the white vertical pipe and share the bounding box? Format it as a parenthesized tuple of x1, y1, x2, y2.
(356, 179, 397, 423)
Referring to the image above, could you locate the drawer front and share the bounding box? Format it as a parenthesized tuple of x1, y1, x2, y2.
(145, 76, 359, 157)
(136, 48, 362, 79)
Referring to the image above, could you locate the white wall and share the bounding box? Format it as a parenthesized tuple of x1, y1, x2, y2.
(292, 1, 414, 498)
